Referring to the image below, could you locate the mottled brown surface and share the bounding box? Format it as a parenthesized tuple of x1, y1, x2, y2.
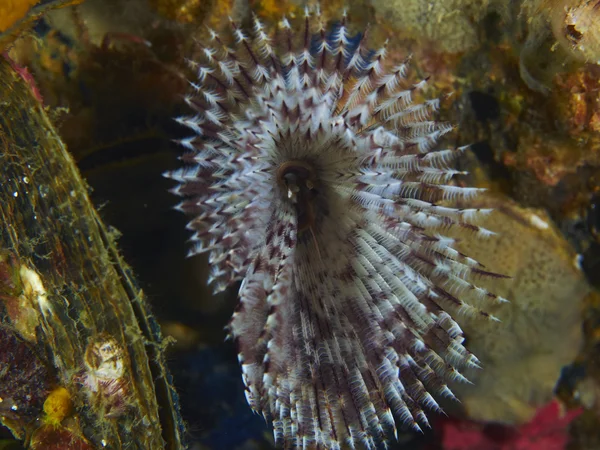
(448, 197, 589, 424)
(0, 57, 184, 449)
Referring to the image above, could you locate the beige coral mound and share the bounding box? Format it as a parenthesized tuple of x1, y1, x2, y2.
(448, 196, 589, 424)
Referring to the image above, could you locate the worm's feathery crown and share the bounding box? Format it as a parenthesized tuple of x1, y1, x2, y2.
(165, 9, 506, 450)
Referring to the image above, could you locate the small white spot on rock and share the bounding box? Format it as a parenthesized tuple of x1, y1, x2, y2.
(528, 213, 549, 230)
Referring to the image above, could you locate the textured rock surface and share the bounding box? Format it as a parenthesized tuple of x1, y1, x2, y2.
(448, 196, 588, 424)
(371, 0, 491, 53)
(0, 57, 185, 449)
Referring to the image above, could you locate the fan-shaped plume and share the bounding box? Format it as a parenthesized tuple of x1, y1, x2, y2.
(165, 9, 507, 450)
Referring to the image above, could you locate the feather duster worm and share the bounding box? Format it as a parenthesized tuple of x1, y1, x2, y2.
(165, 10, 507, 449)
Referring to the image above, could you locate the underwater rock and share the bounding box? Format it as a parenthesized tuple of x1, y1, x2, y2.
(372, 0, 491, 53)
(448, 196, 589, 425)
(553, 66, 600, 137)
(516, 0, 600, 94)
(0, 0, 82, 51)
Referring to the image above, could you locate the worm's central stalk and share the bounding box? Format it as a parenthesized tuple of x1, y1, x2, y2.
(277, 160, 318, 233)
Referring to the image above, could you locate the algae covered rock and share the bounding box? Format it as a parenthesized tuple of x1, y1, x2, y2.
(0, 56, 185, 449)
(371, 0, 491, 53)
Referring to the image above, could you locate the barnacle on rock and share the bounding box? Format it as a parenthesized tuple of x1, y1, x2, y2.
(516, 0, 600, 93)
(165, 9, 506, 449)
(550, 0, 600, 65)
(77, 334, 131, 418)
